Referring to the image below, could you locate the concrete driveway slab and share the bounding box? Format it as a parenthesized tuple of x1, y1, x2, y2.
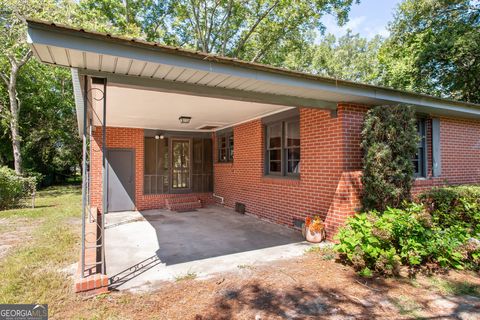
(105, 206, 317, 292)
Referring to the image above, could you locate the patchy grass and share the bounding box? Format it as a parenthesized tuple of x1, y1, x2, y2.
(304, 244, 336, 260)
(390, 295, 424, 319)
(0, 186, 81, 315)
(174, 272, 197, 282)
(429, 277, 480, 297)
(1, 186, 480, 319)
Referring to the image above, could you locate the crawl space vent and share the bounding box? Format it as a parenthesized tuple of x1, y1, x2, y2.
(235, 202, 246, 214)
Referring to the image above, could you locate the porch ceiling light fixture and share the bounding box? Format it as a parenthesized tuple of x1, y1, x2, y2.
(179, 116, 192, 124)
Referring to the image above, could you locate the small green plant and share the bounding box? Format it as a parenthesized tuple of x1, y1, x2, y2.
(358, 267, 373, 278)
(304, 245, 336, 260)
(174, 271, 197, 282)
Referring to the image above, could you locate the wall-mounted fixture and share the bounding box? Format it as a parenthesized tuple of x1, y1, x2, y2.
(154, 134, 164, 140)
(179, 116, 192, 124)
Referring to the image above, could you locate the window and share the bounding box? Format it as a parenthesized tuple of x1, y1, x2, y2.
(217, 132, 233, 162)
(413, 119, 427, 178)
(265, 118, 300, 176)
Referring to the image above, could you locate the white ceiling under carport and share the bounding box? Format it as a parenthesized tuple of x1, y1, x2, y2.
(98, 82, 293, 131)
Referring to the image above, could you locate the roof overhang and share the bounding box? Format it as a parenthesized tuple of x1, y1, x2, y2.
(26, 19, 480, 134)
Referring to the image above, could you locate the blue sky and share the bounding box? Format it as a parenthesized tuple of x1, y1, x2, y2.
(321, 0, 403, 39)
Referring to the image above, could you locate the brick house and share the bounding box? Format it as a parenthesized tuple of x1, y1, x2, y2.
(27, 20, 480, 292)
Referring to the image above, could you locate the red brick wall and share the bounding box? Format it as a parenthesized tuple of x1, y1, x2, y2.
(414, 116, 480, 192)
(213, 104, 480, 239)
(214, 105, 367, 238)
(90, 127, 213, 212)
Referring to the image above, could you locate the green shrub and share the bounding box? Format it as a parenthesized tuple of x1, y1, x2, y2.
(361, 105, 419, 211)
(0, 166, 36, 210)
(418, 185, 480, 236)
(335, 201, 478, 275)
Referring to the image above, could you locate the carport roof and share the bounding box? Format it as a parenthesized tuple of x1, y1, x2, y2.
(26, 19, 480, 133)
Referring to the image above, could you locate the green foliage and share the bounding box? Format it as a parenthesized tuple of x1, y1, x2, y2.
(307, 31, 384, 84)
(379, 0, 480, 104)
(17, 61, 81, 186)
(335, 196, 480, 275)
(360, 105, 419, 211)
(78, 0, 359, 65)
(418, 185, 480, 236)
(0, 166, 36, 210)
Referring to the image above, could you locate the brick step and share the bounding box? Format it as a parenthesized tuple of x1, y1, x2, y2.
(167, 201, 202, 212)
(165, 195, 200, 205)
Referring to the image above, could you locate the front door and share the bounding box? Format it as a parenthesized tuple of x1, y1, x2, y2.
(107, 149, 135, 212)
(171, 139, 191, 191)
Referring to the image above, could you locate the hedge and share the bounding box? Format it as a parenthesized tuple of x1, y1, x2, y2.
(0, 166, 36, 210)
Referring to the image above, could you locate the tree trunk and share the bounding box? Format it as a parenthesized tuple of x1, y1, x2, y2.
(2, 51, 32, 175)
(8, 63, 22, 175)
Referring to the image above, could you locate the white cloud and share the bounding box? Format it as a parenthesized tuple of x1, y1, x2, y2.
(319, 14, 389, 40)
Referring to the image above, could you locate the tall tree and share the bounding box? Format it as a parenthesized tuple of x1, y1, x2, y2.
(79, 0, 360, 65)
(307, 31, 383, 84)
(0, 0, 75, 174)
(379, 0, 480, 103)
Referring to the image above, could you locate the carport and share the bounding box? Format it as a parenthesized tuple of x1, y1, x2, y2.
(26, 19, 478, 294)
(27, 19, 331, 292)
(106, 206, 307, 291)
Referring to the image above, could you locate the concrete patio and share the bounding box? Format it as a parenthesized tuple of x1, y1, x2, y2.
(105, 206, 314, 292)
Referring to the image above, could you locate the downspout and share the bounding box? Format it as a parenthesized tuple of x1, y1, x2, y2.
(213, 193, 224, 205)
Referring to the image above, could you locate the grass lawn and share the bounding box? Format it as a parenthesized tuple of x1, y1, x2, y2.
(0, 186, 81, 310)
(0, 185, 479, 319)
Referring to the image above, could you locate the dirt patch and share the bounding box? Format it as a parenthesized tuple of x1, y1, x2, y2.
(0, 218, 36, 260)
(57, 252, 480, 319)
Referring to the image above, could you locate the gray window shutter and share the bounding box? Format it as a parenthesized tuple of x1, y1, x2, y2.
(432, 118, 441, 177)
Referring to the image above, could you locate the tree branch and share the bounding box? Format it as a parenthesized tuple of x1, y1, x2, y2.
(233, 0, 280, 57)
(0, 73, 8, 86)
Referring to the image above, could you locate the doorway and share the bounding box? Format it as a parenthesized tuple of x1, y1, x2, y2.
(171, 139, 191, 191)
(107, 149, 135, 212)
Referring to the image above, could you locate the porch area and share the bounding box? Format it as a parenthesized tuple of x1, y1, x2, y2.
(105, 205, 308, 292)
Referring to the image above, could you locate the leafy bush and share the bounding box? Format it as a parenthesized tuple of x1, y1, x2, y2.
(0, 166, 36, 210)
(418, 185, 480, 236)
(335, 199, 479, 275)
(361, 105, 419, 211)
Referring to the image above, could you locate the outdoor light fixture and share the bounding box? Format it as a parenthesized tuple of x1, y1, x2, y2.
(179, 116, 192, 124)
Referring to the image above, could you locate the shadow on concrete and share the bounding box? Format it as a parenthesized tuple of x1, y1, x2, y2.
(109, 255, 162, 290)
(140, 206, 304, 266)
